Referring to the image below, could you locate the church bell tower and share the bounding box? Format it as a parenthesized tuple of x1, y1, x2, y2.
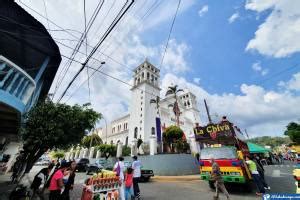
(129, 60, 160, 145)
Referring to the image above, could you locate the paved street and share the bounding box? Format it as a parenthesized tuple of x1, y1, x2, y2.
(0, 162, 296, 199)
(68, 162, 297, 200)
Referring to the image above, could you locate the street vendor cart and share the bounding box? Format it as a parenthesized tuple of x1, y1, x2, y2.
(81, 170, 121, 200)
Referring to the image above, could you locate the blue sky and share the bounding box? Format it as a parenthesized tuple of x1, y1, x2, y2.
(20, 0, 300, 137)
(142, 0, 300, 94)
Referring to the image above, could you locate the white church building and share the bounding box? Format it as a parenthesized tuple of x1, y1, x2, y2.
(95, 60, 201, 147)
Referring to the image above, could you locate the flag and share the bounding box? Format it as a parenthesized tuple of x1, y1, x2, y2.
(156, 117, 162, 142)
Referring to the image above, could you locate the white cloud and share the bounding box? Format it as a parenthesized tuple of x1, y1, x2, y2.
(251, 62, 269, 76)
(278, 72, 300, 91)
(161, 73, 300, 137)
(17, 0, 195, 123)
(245, 0, 300, 58)
(198, 5, 209, 17)
(161, 39, 190, 74)
(252, 62, 262, 71)
(261, 69, 269, 76)
(228, 12, 239, 24)
(193, 77, 201, 84)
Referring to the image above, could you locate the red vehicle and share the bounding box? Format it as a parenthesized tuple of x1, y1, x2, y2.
(194, 121, 252, 189)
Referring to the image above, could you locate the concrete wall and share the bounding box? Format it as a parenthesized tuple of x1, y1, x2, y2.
(124, 154, 199, 176)
(89, 154, 199, 176)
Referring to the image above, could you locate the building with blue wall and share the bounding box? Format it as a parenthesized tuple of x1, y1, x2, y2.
(0, 0, 61, 165)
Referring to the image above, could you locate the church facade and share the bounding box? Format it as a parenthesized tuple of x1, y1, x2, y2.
(95, 60, 201, 146)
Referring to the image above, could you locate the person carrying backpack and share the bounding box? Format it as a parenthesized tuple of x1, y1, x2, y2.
(30, 163, 54, 200)
(114, 157, 125, 200)
(125, 167, 134, 200)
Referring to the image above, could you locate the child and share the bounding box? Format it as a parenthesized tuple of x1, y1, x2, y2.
(124, 167, 134, 200)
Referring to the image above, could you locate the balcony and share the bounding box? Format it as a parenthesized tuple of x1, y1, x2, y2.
(0, 55, 36, 113)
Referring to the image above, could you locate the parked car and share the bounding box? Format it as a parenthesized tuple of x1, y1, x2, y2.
(123, 161, 154, 182)
(86, 159, 104, 175)
(76, 158, 89, 172)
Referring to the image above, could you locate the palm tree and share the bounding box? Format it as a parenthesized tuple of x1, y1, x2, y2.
(150, 96, 160, 115)
(165, 85, 183, 126)
(81, 134, 103, 148)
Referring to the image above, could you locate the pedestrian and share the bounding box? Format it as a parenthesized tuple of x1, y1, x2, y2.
(245, 156, 265, 196)
(210, 158, 230, 200)
(124, 167, 134, 200)
(114, 157, 125, 200)
(61, 161, 77, 200)
(278, 153, 284, 164)
(132, 156, 142, 200)
(48, 162, 70, 200)
(252, 158, 270, 190)
(30, 163, 54, 199)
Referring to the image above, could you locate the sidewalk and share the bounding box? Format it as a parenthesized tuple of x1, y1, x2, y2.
(0, 166, 42, 199)
(0, 173, 16, 199)
(152, 174, 201, 182)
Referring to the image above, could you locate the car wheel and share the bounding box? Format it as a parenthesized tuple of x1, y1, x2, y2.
(86, 170, 90, 175)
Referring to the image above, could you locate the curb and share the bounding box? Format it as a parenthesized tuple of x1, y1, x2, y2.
(152, 175, 201, 182)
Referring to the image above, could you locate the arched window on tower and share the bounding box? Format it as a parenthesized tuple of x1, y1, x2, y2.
(147, 72, 150, 80)
(125, 136, 128, 146)
(151, 127, 155, 135)
(141, 72, 144, 80)
(151, 74, 154, 82)
(134, 127, 138, 138)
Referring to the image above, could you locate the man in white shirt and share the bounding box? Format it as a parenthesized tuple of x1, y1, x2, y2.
(132, 156, 141, 200)
(114, 157, 125, 200)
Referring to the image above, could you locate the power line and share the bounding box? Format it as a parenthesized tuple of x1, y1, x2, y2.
(64, 1, 165, 103)
(85, 65, 190, 111)
(19, 1, 80, 40)
(64, 63, 106, 103)
(88, 0, 162, 72)
(83, 0, 91, 103)
(159, 0, 181, 70)
(42, 0, 50, 32)
(57, 0, 135, 102)
(256, 63, 300, 86)
(53, 0, 105, 97)
(8, 3, 134, 72)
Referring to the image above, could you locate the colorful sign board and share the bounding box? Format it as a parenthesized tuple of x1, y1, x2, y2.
(194, 122, 235, 140)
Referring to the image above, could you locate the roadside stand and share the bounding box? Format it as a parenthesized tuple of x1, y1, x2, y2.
(81, 170, 121, 200)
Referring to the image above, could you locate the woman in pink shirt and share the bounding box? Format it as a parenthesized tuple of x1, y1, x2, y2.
(48, 162, 70, 200)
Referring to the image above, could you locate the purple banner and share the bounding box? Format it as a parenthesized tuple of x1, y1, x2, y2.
(156, 117, 162, 142)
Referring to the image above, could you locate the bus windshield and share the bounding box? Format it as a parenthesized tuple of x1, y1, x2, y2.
(200, 147, 237, 159)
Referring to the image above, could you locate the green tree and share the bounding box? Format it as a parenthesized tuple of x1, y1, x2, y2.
(247, 136, 291, 148)
(49, 150, 65, 159)
(163, 125, 184, 152)
(284, 122, 300, 144)
(81, 134, 103, 148)
(122, 146, 131, 156)
(96, 144, 117, 159)
(18, 100, 100, 177)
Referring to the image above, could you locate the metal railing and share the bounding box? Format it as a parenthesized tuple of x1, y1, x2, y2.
(0, 55, 36, 106)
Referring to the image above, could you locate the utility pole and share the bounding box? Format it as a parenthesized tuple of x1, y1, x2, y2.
(204, 99, 212, 124)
